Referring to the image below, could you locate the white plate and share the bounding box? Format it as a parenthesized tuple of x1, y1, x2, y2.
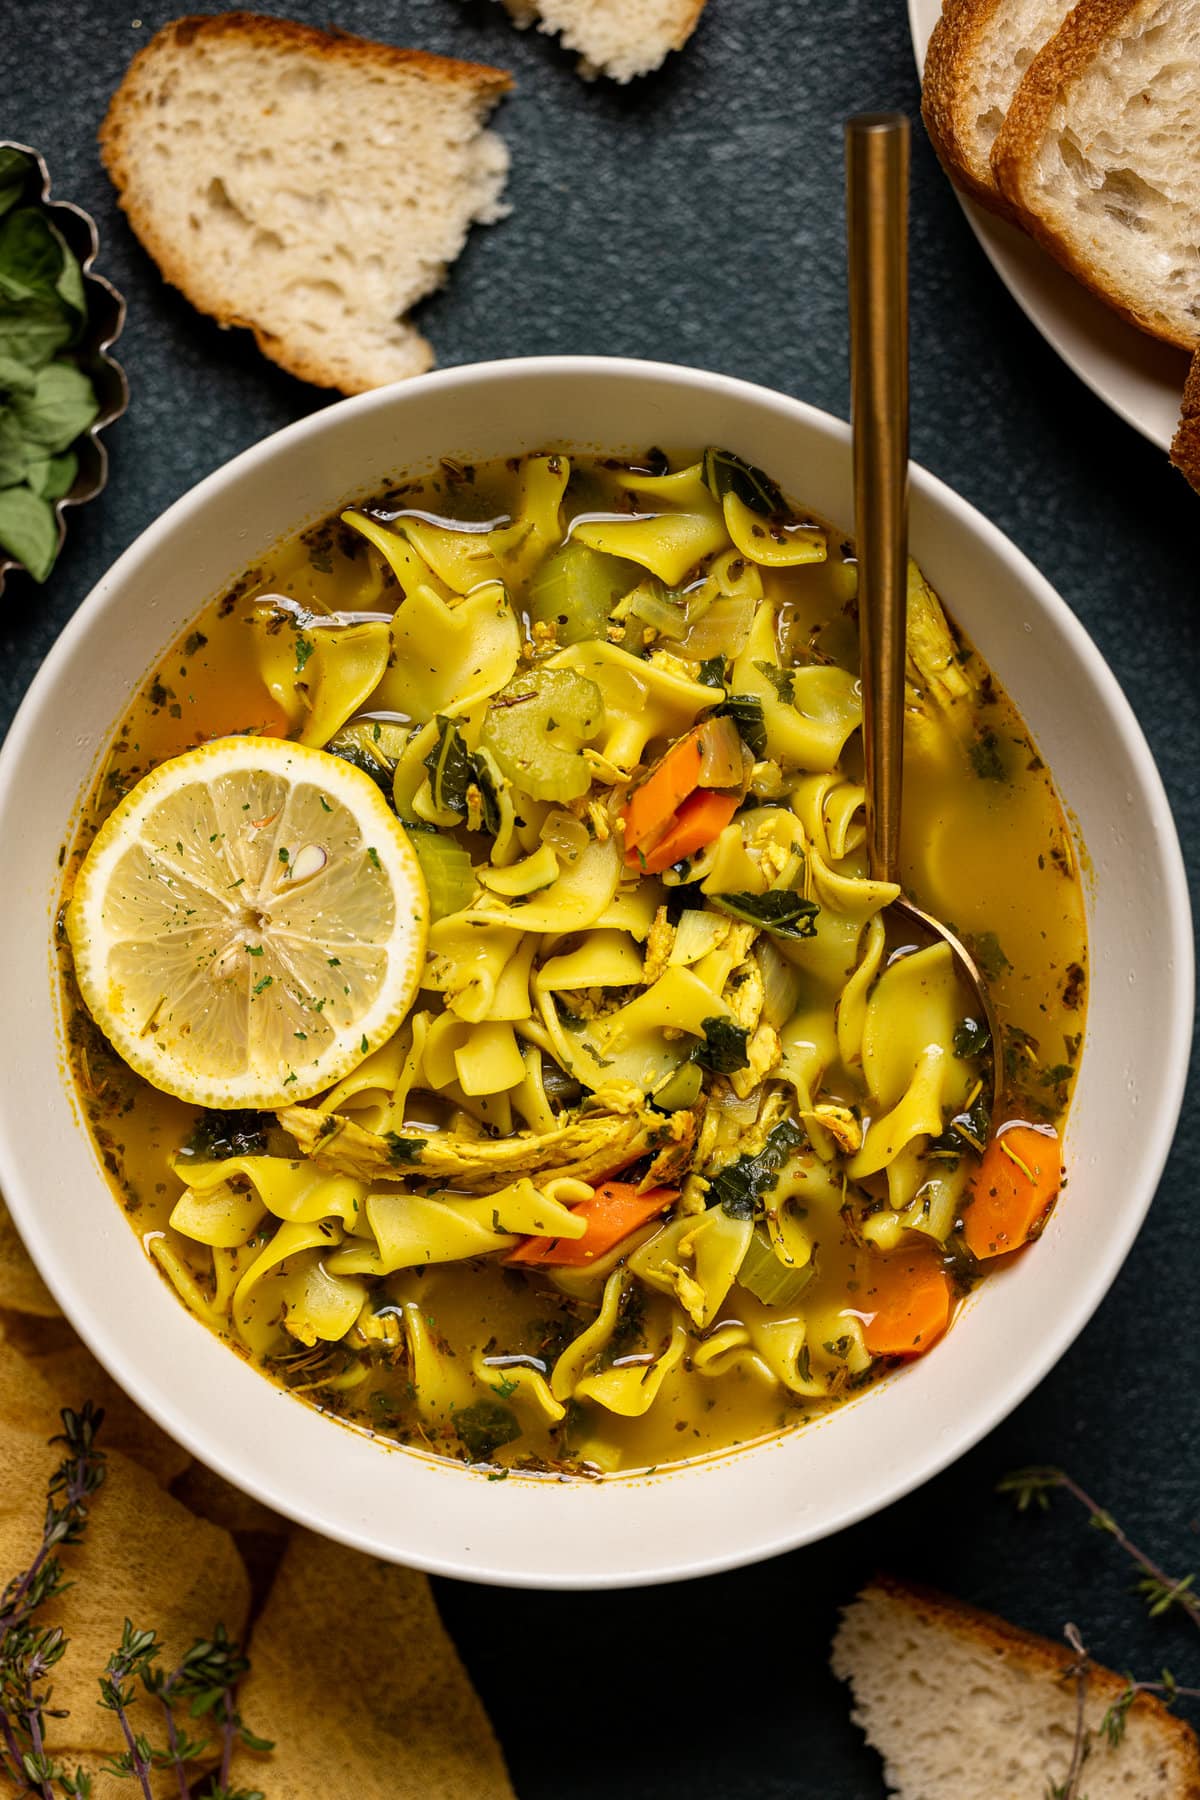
(908, 0, 1189, 451)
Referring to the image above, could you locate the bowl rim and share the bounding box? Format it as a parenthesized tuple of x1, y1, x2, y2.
(1, 354, 1193, 1587)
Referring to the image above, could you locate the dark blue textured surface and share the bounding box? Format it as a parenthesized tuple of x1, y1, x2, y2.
(3, 2, 1198, 1793)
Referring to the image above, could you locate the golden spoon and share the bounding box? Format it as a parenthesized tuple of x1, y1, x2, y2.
(845, 111, 1000, 1111)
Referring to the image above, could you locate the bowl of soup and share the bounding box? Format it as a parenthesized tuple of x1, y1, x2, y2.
(0, 358, 1189, 1586)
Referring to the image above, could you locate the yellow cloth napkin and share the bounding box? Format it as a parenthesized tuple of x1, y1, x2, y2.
(0, 1197, 515, 1799)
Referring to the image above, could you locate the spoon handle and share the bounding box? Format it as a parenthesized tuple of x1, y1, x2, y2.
(846, 112, 910, 886)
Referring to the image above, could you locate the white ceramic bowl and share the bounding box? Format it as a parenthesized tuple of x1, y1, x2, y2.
(0, 358, 1190, 1588)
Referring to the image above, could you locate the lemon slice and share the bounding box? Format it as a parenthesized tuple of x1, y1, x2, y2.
(67, 737, 428, 1109)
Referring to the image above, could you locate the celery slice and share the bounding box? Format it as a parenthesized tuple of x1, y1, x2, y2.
(736, 1225, 815, 1308)
(479, 668, 602, 802)
(405, 829, 475, 922)
(526, 541, 639, 645)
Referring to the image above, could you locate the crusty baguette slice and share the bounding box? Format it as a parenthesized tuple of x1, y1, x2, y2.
(1170, 353, 1200, 496)
(100, 14, 512, 394)
(992, 0, 1200, 349)
(832, 1576, 1200, 1799)
(921, 0, 1076, 216)
(499, 0, 707, 82)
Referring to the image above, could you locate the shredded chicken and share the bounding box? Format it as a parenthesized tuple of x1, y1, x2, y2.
(278, 1101, 699, 1191)
(729, 1023, 782, 1100)
(907, 561, 974, 711)
(642, 905, 675, 985)
(724, 958, 765, 1034)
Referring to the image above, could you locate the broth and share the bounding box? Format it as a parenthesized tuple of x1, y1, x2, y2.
(60, 449, 1088, 1477)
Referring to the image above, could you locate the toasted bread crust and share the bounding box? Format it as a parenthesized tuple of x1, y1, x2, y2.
(842, 1576, 1200, 1795)
(989, 0, 1200, 349)
(1170, 353, 1200, 495)
(921, 0, 1019, 219)
(100, 13, 512, 393)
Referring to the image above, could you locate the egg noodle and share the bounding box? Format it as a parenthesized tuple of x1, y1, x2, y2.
(61, 448, 1088, 1476)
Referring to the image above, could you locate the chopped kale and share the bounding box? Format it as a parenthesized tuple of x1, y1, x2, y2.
(713, 889, 820, 939)
(952, 1016, 991, 1060)
(473, 750, 503, 836)
(327, 740, 393, 797)
(423, 715, 476, 816)
(424, 716, 502, 835)
(454, 1399, 521, 1464)
(692, 1015, 751, 1075)
(754, 660, 796, 705)
(711, 693, 767, 758)
(948, 1097, 991, 1153)
(697, 656, 728, 689)
(181, 1109, 269, 1161)
(701, 446, 788, 518)
(663, 879, 707, 924)
(965, 929, 1012, 981)
(967, 729, 1007, 782)
(707, 1118, 805, 1219)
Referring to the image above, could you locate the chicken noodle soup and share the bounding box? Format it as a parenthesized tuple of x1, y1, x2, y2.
(60, 448, 1088, 1476)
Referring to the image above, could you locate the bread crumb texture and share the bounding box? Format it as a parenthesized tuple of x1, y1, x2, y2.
(992, 0, 1200, 348)
(500, 0, 706, 82)
(922, 0, 1076, 213)
(831, 1577, 1200, 1799)
(100, 13, 513, 393)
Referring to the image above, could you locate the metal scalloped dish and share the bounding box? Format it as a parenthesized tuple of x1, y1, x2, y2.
(0, 142, 128, 596)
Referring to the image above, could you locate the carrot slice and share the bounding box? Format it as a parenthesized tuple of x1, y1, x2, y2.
(623, 730, 704, 856)
(506, 1183, 676, 1267)
(962, 1122, 1061, 1260)
(629, 788, 739, 875)
(860, 1248, 952, 1357)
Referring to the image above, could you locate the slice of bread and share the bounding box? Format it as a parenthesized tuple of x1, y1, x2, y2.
(991, 0, 1200, 349)
(1170, 353, 1200, 494)
(832, 1576, 1200, 1798)
(100, 14, 512, 394)
(499, 0, 707, 82)
(921, 0, 1076, 216)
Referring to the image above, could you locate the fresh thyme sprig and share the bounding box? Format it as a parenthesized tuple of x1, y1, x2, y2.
(999, 1467, 1200, 1629)
(1002, 1466, 1200, 1796)
(0, 1404, 269, 1799)
(1046, 1623, 1200, 1799)
(101, 1620, 271, 1799)
(0, 1403, 106, 1800)
(1046, 1622, 1092, 1800)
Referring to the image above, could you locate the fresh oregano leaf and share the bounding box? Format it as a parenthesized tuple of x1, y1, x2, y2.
(0, 483, 58, 580)
(0, 291, 74, 368)
(0, 147, 31, 219)
(0, 408, 30, 485)
(13, 360, 98, 452)
(26, 448, 77, 500)
(52, 224, 86, 320)
(0, 208, 72, 305)
(0, 352, 36, 396)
